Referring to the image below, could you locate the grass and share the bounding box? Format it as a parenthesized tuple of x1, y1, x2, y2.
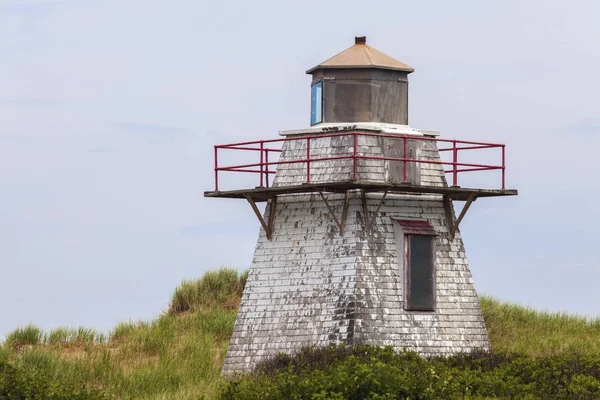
(1, 268, 246, 399)
(481, 295, 600, 356)
(1, 271, 599, 399)
(44, 327, 107, 346)
(4, 324, 42, 349)
(168, 268, 247, 313)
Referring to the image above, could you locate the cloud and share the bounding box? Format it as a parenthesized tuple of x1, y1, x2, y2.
(114, 122, 189, 135)
(112, 122, 193, 143)
(0, 98, 60, 109)
(561, 118, 600, 136)
(0, 0, 61, 8)
(0, 0, 63, 30)
(0, 135, 35, 143)
(179, 223, 257, 237)
(88, 147, 113, 153)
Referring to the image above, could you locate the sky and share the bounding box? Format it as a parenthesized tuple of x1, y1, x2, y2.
(1, 0, 599, 338)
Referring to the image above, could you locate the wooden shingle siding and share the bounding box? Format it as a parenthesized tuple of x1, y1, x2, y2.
(221, 130, 489, 374)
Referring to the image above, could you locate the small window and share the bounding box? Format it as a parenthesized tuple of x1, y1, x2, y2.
(310, 82, 323, 125)
(393, 219, 437, 311)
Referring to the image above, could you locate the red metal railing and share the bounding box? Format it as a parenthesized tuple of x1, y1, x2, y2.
(212, 132, 506, 191)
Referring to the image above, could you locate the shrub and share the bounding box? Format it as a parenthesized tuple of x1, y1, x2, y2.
(219, 345, 600, 400)
(0, 357, 107, 400)
(169, 268, 247, 314)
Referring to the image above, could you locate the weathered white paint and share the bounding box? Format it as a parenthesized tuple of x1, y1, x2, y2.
(222, 129, 489, 374)
(279, 122, 439, 137)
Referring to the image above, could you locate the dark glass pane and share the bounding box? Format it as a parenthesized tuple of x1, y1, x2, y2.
(407, 235, 435, 311)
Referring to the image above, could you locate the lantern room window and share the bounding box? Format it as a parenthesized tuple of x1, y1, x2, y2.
(310, 81, 323, 125)
(392, 219, 437, 311)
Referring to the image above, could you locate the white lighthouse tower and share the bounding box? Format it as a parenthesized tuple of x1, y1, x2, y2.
(206, 37, 517, 374)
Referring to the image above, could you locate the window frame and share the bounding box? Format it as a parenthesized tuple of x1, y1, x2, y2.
(392, 219, 438, 312)
(310, 81, 323, 126)
(404, 234, 437, 311)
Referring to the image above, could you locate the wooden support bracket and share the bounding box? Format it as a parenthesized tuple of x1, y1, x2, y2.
(360, 190, 388, 234)
(318, 190, 350, 236)
(362, 190, 388, 234)
(373, 190, 388, 215)
(443, 193, 477, 240)
(267, 195, 277, 237)
(361, 190, 370, 234)
(244, 194, 277, 240)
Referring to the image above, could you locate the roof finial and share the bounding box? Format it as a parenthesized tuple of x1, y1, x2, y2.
(355, 36, 366, 45)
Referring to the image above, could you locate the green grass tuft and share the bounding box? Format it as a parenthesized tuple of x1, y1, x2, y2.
(43, 326, 105, 346)
(45, 327, 71, 345)
(5, 325, 42, 349)
(168, 268, 246, 314)
(110, 321, 139, 341)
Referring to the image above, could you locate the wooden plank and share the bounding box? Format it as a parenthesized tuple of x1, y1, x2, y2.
(359, 190, 388, 234)
(318, 191, 343, 234)
(244, 193, 271, 240)
(450, 193, 476, 240)
(205, 181, 517, 202)
(339, 190, 350, 236)
(361, 190, 371, 234)
(267, 195, 277, 237)
(373, 190, 388, 215)
(442, 195, 455, 239)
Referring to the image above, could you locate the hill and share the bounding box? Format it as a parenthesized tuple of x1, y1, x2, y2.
(1, 268, 600, 399)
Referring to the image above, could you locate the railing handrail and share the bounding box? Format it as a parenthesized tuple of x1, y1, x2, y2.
(212, 131, 506, 191)
(214, 132, 506, 149)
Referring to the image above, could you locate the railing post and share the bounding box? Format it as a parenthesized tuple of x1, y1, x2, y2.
(214, 146, 219, 191)
(501, 144, 506, 190)
(259, 141, 264, 187)
(452, 140, 458, 187)
(353, 132, 358, 181)
(403, 137, 408, 183)
(265, 150, 270, 189)
(306, 137, 311, 184)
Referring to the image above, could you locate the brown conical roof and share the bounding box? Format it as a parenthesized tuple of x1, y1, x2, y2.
(306, 36, 414, 74)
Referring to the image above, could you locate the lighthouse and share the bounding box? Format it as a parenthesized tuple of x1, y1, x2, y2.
(206, 37, 517, 374)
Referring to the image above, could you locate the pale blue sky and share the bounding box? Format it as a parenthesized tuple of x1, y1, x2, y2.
(1, 0, 599, 338)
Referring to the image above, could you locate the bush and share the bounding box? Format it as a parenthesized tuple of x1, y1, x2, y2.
(0, 357, 107, 400)
(219, 345, 600, 400)
(169, 268, 247, 314)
